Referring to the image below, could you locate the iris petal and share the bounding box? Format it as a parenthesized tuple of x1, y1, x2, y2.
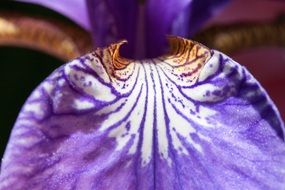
(86, 0, 230, 58)
(14, 0, 230, 59)
(15, 0, 90, 30)
(86, 0, 139, 57)
(0, 37, 285, 190)
(145, 0, 229, 57)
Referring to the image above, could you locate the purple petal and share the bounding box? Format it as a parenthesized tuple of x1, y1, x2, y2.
(1, 37, 285, 189)
(86, 0, 229, 58)
(15, 0, 91, 30)
(145, 0, 229, 58)
(86, 0, 139, 58)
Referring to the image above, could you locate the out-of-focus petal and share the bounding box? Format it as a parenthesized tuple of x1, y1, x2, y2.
(86, 0, 139, 57)
(15, 0, 91, 30)
(145, 0, 229, 58)
(0, 37, 285, 189)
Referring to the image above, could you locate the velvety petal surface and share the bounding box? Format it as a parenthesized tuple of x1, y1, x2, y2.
(86, 0, 229, 58)
(15, 0, 90, 30)
(145, 0, 229, 58)
(1, 37, 285, 190)
(86, 0, 139, 57)
(15, 0, 230, 58)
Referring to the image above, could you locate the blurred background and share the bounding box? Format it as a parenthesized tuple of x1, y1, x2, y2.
(0, 0, 284, 157)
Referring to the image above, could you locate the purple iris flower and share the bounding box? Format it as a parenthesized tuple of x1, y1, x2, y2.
(1, 1, 285, 190)
(15, 0, 228, 58)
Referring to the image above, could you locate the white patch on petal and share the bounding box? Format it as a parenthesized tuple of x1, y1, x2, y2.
(64, 65, 116, 102)
(31, 90, 41, 99)
(153, 65, 171, 165)
(42, 81, 54, 94)
(198, 53, 220, 82)
(141, 64, 155, 166)
(87, 57, 111, 83)
(24, 103, 41, 113)
(73, 99, 94, 110)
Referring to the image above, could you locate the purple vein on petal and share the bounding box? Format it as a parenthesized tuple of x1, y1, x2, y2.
(1, 37, 285, 190)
